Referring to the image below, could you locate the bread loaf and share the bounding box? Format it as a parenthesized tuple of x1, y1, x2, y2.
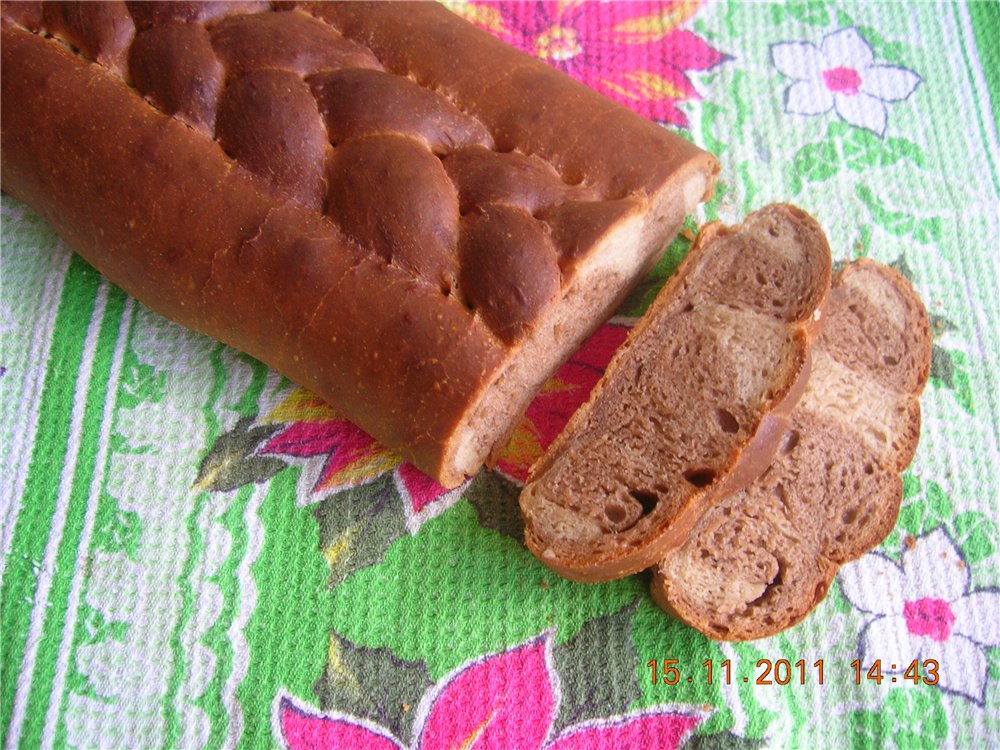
(520, 204, 831, 581)
(0, 1, 717, 486)
(652, 259, 931, 640)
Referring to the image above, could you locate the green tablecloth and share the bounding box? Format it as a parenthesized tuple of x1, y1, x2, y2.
(2, 2, 998, 748)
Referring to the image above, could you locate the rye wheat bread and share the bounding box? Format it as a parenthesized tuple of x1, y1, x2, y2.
(652, 259, 931, 640)
(0, 2, 717, 488)
(520, 204, 832, 582)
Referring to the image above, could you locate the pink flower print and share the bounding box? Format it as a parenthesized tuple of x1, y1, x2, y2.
(822, 66, 862, 96)
(415, 635, 556, 750)
(259, 389, 468, 532)
(839, 528, 1000, 704)
(463, 1, 730, 127)
(276, 633, 706, 750)
(546, 712, 703, 750)
(903, 598, 956, 643)
(771, 27, 920, 137)
(261, 390, 403, 494)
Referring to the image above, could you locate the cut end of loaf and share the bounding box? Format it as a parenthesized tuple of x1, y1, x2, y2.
(654, 259, 931, 641)
(441, 165, 715, 487)
(519, 203, 832, 579)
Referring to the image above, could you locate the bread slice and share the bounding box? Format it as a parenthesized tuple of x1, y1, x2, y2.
(519, 204, 832, 582)
(652, 259, 931, 640)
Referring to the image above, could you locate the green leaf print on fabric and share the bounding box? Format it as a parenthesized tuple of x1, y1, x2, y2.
(897, 480, 953, 539)
(313, 631, 432, 742)
(855, 24, 914, 71)
(631, 598, 737, 737)
(884, 475, 998, 566)
(855, 185, 942, 245)
(90, 491, 141, 561)
(465, 470, 526, 542)
(788, 123, 926, 196)
(930, 347, 976, 415)
(687, 731, 765, 750)
(193, 416, 286, 492)
(118, 348, 168, 409)
(953, 512, 1000, 566)
(850, 687, 947, 750)
(551, 601, 641, 734)
(989, 647, 1000, 683)
(313, 473, 407, 587)
(327, 501, 643, 680)
(65, 604, 130, 706)
(770, 1, 832, 28)
(791, 139, 840, 191)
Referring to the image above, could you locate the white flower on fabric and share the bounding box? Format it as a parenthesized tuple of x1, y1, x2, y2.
(839, 528, 1000, 704)
(771, 27, 920, 137)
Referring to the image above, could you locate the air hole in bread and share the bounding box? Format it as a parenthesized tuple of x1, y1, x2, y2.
(755, 271, 766, 285)
(682, 468, 716, 488)
(628, 489, 658, 516)
(604, 502, 628, 524)
(866, 426, 888, 444)
(768, 225, 780, 238)
(781, 430, 800, 454)
(841, 507, 858, 524)
(716, 409, 740, 434)
(863, 462, 874, 475)
(682, 302, 694, 313)
(883, 354, 899, 365)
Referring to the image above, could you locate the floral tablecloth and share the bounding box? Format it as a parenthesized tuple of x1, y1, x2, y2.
(2, 2, 998, 748)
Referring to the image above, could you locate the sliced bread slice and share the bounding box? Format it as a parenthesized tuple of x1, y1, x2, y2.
(652, 259, 931, 640)
(519, 204, 832, 582)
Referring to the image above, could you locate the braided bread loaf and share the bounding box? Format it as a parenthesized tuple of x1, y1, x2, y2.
(0, 2, 717, 485)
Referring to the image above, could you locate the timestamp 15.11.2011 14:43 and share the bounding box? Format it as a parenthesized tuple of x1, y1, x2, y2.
(646, 658, 941, 686)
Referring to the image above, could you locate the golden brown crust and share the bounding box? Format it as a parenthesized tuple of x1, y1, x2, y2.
(0, 2, 717, 485)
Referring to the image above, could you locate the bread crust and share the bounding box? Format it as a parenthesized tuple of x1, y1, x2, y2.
(653, 259, 931, 640)
(520, 204, 832, 581)
(1, 2, 717, 486)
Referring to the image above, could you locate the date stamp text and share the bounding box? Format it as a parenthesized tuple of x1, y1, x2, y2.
(646, 658, 940, 686)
